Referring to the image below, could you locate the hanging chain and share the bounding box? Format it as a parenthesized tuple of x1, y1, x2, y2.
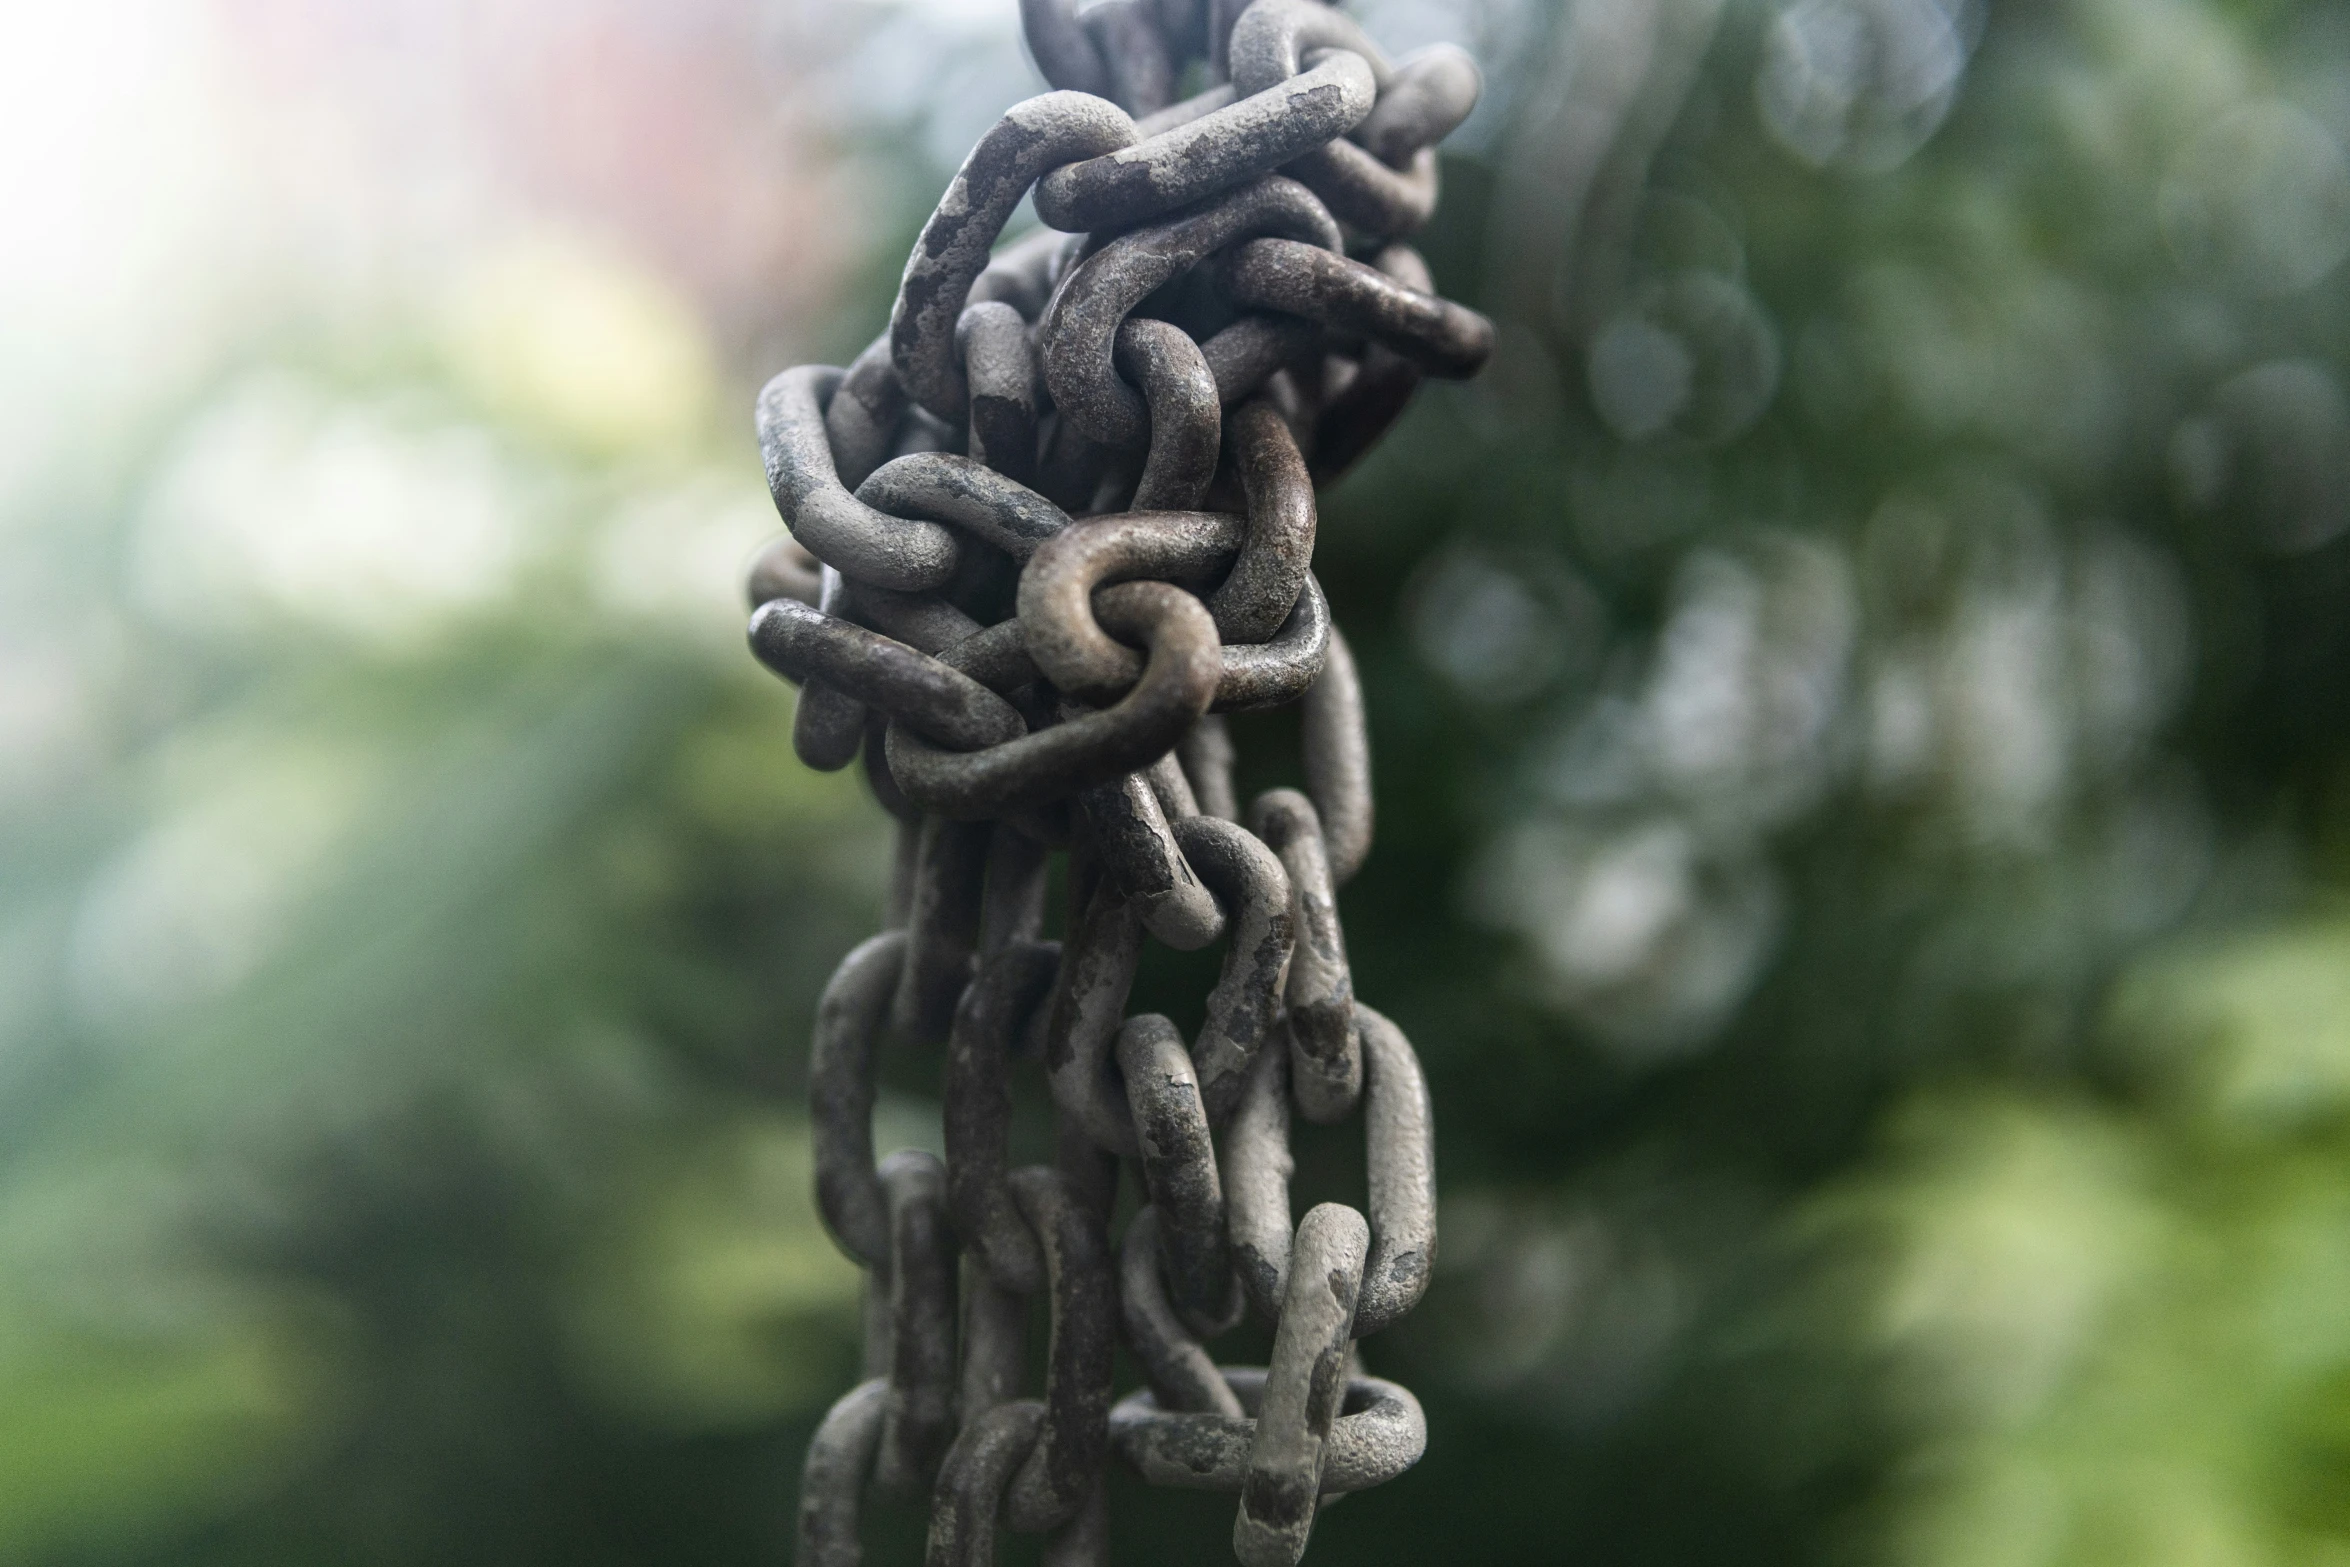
(744, 3, 1489, 1561)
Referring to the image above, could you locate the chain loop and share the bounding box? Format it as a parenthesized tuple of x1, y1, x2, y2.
(755, 3, 1488, 1556)
(945, 941, 1063, 1294)
(1107, 1370, 1426, 1496)
(1038, 176, 1341, 447)
(1033, 50, 1373, 234)
(1249, 787, 1358, 1122)
(875, 1151, 961, 1496)
(1116, 1015, 1241, 1329)
(1233, 1201, 1366, 1565)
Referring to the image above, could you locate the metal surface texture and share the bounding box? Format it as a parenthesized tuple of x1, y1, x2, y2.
(747, 2, 1487, 1559)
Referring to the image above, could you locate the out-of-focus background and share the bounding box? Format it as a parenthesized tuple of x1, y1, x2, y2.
(7, 0, 2350, 1562)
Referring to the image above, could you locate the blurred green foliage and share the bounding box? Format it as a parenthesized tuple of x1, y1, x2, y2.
(10, 0, 2350, 1563)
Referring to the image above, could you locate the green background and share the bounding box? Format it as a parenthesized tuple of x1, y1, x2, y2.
(7, 1, 2350, 1562)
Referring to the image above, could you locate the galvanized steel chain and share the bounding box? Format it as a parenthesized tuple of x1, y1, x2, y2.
(745, 3, 1487, 1561)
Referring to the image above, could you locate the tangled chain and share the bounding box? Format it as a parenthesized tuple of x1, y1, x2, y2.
(744, 3, 1490, 1561)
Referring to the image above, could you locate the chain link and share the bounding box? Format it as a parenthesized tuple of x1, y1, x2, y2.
(749, 2, 1488, 1559)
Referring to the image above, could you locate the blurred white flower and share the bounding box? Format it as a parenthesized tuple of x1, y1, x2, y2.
(0, 632, 115, 808)
(1408, 544, 1608, 705)
(1471, 817, 1782, 1060)
(1857, 492, 2192, 844)
(437, 232, 718, 455)
(2160, 101, 2350, 296)
(1939, 571, 2072, 838)
(1433, 1193, 1689, 1427)
(1588, 272, 1782, 445)
(133, 374, 530, 646)
(1544, 537, 1854, 832)
(69, 755, 368, 1031)
(1840, 267, 2122, 474)
(2170, 359, 2350, 556)
(2068, 532, 2193, 774)
(592, 474, 780, 645)
(1647, 542, 1853, 819)
(1757, 0, 1971, 173)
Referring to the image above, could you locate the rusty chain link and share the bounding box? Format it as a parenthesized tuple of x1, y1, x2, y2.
(749, 3, 1486, 1560)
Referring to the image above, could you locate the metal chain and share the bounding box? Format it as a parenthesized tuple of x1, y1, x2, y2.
(748, 3, 1488, 1561)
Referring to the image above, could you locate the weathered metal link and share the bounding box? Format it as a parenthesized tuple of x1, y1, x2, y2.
(937, 616, 1042, 695)
(1120, 1206, 1248, 1417)
(1205, 0, 1250, 76)
(1223, 1034, 1294, 1322)
(799, 1377, 889, 1567)
(769, 0, 1481, 1552)
(968, 224, 1073, 322)
(1216, 1003, 1435, 1335)
(1202, 313, 1323, 406)
(1235, 1201, 1367, 1566)
(876, 1151, 961, 1497)
(958, 1261, 1029, 1433)
(1086, 0, 1178, 116)
(1021, 510, 1243, 703)
(788, 568, 873, 774)
(1034, 51, 1373, 235)
(1108, 1369, 1425, 1494)
(1146, 748, 1201, 819)
(760, 366, 964, 591)
(1309, 344, 1415, 483)
(1351, 1002, 1435, 1336)
(893, 93, 1137, 423)
(894, 815, 992, 1043)
(1288, 141, 1438, 238)
(956, 303, 1041, 487)
(856, 453, 1070, 563)
(748, 532, 824, 609)
(978, 822, 1051, 956)
(1018, 0, 1111, 101)
(1135, 84, 1230, 143)
(1214, 397, 1315, 642)
(1227, 0, 1393, 99)
(1172, 814, 1294, 1122)
(1301, 622, 1371, 885)
(1043, 878, 1145, 1158)
(1249, 787, 1358, 1122)
(828, 335, 912, 493)
(1040, 1479, 1110, 1567)
(1003, 1166, 1118, 1533)
(750, 598, 1025, 754)
(1221, 239, 1493, 378)
(1213, 570, 1328, 712)
(842, 579, 986, 660)
(1039, 177, 1342, 448)
(896, 405, 963, 458)
(1222, 7, 1472, 243)
(1114, 318, 1222, 512)
(1056, 1106, 1124, 1233)
(1116, 1015, 1242, 1329)
(792, 680, 870, 775)
(925, 1399, 1046, 1567)
(811, 933, 906, 1269)
(1306, 245, 1432, 482)
(1179, 713, 1241, 820)
(925, 1406, 1110, 1567)
(864, 708, 922, 825)
(1079, 768, 1225, 950)
(945, 940, 1063, 1294)
(1355, 44, 1482, 165)
(886, 580, 1221, 817)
